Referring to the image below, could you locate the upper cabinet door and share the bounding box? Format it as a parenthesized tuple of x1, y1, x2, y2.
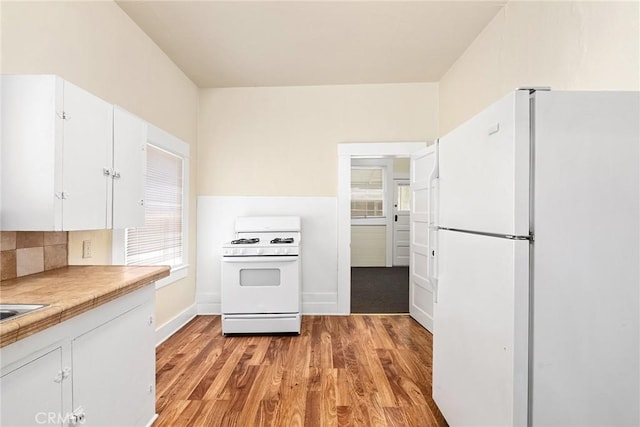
(1, 75, 62, 230)
(438, 90, 530, 236)
(112, 107, 146, 229)
(62, 81, 113, 230)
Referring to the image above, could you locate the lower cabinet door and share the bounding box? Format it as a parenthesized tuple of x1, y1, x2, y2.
(0, 347, 64, 426)
(71, 301, 155, 426)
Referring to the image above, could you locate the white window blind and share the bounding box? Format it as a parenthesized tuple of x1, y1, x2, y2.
(125, 144, 184, 267)
(351, 167, 385, 218)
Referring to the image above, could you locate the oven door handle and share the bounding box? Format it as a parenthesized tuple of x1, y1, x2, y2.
(222, 256, 299, 263)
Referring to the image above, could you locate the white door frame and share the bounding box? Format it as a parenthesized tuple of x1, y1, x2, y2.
(337, 142, 428, 314)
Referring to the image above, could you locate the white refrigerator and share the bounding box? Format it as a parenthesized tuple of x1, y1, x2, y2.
(431, 89, 639, 426)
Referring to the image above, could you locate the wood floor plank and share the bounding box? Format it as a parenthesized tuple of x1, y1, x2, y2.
(320, 368, 338, 427)
(335, 368, 351, 407)
(156, 339, 222, 412)
(192, 399, 230, 427)
(384, 406, 409, 427)
(200, 339, 249, 400)
(153, 400, 190, 427)
(336, 405, 354, 426)
(253, 399, 278, 427)
(153, 315, 446, 427)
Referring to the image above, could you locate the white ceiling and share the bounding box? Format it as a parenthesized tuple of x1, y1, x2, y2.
(117, 1, 506, 88)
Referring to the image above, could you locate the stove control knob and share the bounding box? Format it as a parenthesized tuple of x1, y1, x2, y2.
(283, 248, 289, 255)
(256, 248, 263, 255)
(239, 248, 245, 255)
(275, 248, 282, 255)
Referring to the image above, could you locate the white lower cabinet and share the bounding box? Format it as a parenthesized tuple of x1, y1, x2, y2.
(72, 300, 154, 426)
(0, 346, 65, 426)
(0, 285, 156, 427)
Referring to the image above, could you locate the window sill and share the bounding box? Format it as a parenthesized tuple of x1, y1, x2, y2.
(351, 217, 387, 226)
(155, 264, 189, 290)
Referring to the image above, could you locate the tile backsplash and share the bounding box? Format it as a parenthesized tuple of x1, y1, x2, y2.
(1, 231, 68, 281)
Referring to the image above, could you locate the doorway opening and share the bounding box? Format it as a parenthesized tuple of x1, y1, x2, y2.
(336, 142, 427, 316)
(350, 266, 409, 313)
(349, 156, 410, 313)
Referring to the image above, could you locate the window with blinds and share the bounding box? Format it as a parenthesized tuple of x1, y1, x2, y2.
(125, 144, 184, 267)
(351, 167, 385, 218)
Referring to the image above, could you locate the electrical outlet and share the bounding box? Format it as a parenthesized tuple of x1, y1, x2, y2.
(82, 240, 92, 259)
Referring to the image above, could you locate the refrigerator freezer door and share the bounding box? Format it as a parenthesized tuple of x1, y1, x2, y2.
(531, 91, 639, 426)
(438, 90, 530, 236)
(433, 230, 529, 426)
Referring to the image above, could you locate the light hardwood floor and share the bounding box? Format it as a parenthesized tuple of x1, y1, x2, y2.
(154, 315, 447, 426)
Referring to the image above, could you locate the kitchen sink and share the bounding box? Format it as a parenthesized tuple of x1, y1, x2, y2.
(0, 304, 47, 322)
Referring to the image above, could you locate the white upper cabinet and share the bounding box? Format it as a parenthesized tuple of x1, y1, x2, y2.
(112, 106, 146, 229)
(1, 75, 145, 231)
(61, 77, 114, 230)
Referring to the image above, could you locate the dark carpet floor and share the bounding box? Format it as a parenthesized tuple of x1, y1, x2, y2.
(351, 266, 409, 313)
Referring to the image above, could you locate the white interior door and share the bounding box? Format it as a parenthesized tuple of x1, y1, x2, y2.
(392, 179, 410, 266)
(409, 146, 436, 331)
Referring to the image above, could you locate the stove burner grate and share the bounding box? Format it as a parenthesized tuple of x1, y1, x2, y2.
(270, 237, 294, 244)
(231, 238, 260, 245)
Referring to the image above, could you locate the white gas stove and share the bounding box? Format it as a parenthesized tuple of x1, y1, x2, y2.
(220, 216, 302, 334)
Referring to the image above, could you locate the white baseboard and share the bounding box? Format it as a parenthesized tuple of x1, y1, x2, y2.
(155, 303, 197, 346)
(197, 302, 221, 314)
(302, 292, 339, 314)
(145, 414, 158, 427)
(197, 291, 221, 314)
(302, 302, 340, 314)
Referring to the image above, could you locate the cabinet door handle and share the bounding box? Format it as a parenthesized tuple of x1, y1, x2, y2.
(103, 168, 111, 176)
(53, 367, 71, 383)
(112, 171, 121, 179)
(69, 407, 86, 425)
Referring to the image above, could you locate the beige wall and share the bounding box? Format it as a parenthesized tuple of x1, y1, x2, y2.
(1, 1, 199, 328)
(393, 157, 410, 175)
(440, 1, 640, 134)
(198, 83, 439, 197)
(351, 225, 386, 267)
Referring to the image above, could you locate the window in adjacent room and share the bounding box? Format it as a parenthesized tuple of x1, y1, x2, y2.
(351, 167, 385, 218)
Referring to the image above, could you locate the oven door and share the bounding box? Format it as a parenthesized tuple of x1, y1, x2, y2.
(221, 256, 300, 314)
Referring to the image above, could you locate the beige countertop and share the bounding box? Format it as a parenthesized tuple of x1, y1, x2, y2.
(0, 265, 170, 348)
